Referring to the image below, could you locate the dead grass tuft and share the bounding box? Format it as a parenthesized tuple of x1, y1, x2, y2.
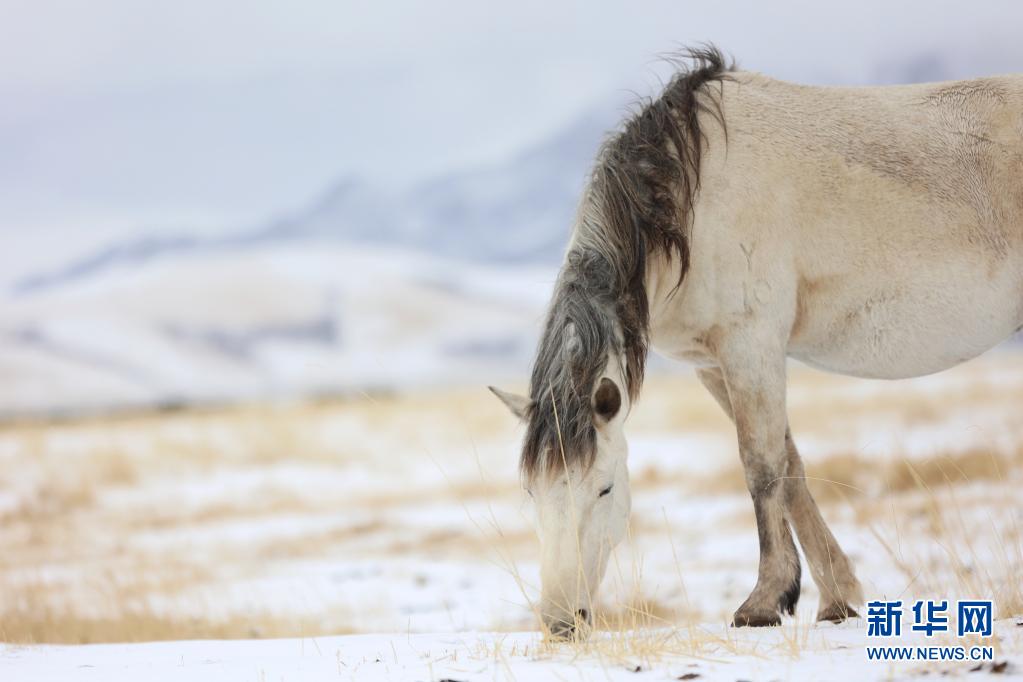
(0, 607, 353, 644)
(805, 445, 1021, 503)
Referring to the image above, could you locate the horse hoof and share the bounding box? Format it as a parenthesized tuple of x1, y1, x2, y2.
(732, 609, 782, 627)
(817, 603, 859, 623)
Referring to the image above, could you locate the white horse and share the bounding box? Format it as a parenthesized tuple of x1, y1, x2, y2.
(490, 47, 1023, 637)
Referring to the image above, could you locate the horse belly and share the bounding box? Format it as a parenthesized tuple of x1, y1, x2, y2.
(788, 265, 1023, 380)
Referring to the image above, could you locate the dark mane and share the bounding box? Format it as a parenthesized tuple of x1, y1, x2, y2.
(522, 46, 733, 479)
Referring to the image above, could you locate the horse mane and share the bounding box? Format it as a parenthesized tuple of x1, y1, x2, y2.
(522, 46, 733, 480)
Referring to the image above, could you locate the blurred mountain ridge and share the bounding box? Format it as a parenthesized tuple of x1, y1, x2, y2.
(13, 106, 617, 296)
(8, 47, 999, 295)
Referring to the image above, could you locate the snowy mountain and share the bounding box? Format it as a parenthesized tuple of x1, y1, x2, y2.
(0, 107, 616, 414)
(0, 242, 556, 415)
(280, 106, 611, 263)
(14, 106, 614, 297)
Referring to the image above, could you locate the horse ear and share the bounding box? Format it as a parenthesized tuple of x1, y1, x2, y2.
(488, 386, 532, 420)
(593, 377, 621, 422)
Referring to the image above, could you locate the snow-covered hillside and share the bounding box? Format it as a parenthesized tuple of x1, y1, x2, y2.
(0, 106, 620, 415)
(0, 243, 554, 415)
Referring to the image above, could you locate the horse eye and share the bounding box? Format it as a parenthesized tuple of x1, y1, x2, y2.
(526, 489, 534, 499)
(598, 484, 613, 498)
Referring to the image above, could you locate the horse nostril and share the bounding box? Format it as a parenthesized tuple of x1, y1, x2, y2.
(549, 619, 575, 639)
(547, 610, 591, 640)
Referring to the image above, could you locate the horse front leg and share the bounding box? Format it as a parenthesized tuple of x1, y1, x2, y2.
(715, 336, 801, 627)
(700, 366, 863, 624)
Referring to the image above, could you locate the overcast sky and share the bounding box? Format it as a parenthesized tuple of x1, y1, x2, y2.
(2, 0, 1022, 256)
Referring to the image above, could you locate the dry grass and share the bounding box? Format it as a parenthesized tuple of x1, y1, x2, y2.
(0, 352, 1021, 645)
(1, 606, 353, 645)
(632, 443, 1023, 505)
(809, 445, 1022, 501)
(0, 384, 534, 643)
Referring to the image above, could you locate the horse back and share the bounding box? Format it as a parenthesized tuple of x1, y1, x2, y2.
(667, 72, 1023, 379)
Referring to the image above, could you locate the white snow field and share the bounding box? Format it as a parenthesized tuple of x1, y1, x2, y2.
(2, 622, 1020, 682)
(1, 351, 1021, 679)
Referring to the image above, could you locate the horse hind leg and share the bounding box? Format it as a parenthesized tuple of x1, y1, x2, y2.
(783, 429, 864, 622)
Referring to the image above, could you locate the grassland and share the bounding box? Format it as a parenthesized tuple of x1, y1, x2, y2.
(1, 351, 1021, 645)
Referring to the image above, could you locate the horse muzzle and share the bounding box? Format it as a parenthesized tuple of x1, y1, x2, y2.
(545, 608, 591, 640)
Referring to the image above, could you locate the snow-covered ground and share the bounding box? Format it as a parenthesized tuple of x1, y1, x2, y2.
(1, 350, 1021, 679)
(3, 622, 1020, 681)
